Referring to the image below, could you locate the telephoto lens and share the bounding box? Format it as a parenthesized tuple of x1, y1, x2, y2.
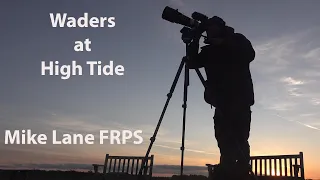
(162, 6, 199, 28)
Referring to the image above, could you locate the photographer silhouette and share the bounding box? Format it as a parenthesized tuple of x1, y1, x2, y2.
(187, 16, 255, 180)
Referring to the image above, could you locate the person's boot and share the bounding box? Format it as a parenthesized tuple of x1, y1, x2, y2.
(211, 164, 228, 180)
(235, 162, 252, 180)
(211, 163, 238, 180)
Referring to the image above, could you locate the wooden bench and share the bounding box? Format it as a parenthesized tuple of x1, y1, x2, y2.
(206, 152, 305, 180)
(250, 152, 305, 179)
(92, 154, 154, 180)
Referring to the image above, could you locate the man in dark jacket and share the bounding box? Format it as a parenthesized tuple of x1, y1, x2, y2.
(187, 16, 255, 179)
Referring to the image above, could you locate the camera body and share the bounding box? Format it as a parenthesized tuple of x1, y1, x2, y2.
(162, 6, 226, 42)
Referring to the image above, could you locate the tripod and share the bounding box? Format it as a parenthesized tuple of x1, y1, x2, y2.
(137, 31, 258, 180)
(137, 33, 206, 179)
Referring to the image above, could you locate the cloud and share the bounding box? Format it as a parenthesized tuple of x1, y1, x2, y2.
(253, 35, 300, 74)
(153, 144, 217, 155)
(280, 77, 305, 97)
(267, 102, 297, 111)
(303, 47, 320, 61)
(299, 113, 316, 117)
(295, 120, 320, 131)
(281, 77, 305, 86)
(310, 98, 320, 106)
(251, 27, 320, 134)
(45, 115, 167, 138)
(253, 27, 320, 75)
(253, 27, 320, 110)
(274, 114, 320, 131)
(287, 87, 303, 97)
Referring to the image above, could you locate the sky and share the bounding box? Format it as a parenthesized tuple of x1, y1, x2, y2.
(0, 0, 320, 179)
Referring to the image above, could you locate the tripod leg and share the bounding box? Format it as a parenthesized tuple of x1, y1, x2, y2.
(195, 68, 206, 87)
(138, 58, 186, 178)
(180, 62, 189, 177)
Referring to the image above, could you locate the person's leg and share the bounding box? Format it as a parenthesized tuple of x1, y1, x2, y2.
(215, 106, 252, 179)
(213, 108, 238, 179)
(234, 107, 252, 179)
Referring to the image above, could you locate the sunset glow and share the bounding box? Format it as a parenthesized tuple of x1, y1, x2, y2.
(1, 0, 320, 179)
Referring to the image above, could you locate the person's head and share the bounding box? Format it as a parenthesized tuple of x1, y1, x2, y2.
(205, 16, 226, 39)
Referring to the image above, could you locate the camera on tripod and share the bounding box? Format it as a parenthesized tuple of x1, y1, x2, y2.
(162, 6, 209, 42)
(138, 7, 210, 179)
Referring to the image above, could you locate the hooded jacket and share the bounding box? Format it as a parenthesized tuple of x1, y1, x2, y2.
(188, 27, 255, 108)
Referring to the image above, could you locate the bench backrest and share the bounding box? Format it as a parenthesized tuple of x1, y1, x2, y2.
(94, 154, 154, 178)
(250, 152, 304, 179)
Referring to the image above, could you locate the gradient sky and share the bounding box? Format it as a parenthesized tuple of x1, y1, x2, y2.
(1, 0, 320, 179)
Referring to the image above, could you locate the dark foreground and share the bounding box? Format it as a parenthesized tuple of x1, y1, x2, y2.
(0, 170, 306, 180)
(0, 170, 208, 180)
